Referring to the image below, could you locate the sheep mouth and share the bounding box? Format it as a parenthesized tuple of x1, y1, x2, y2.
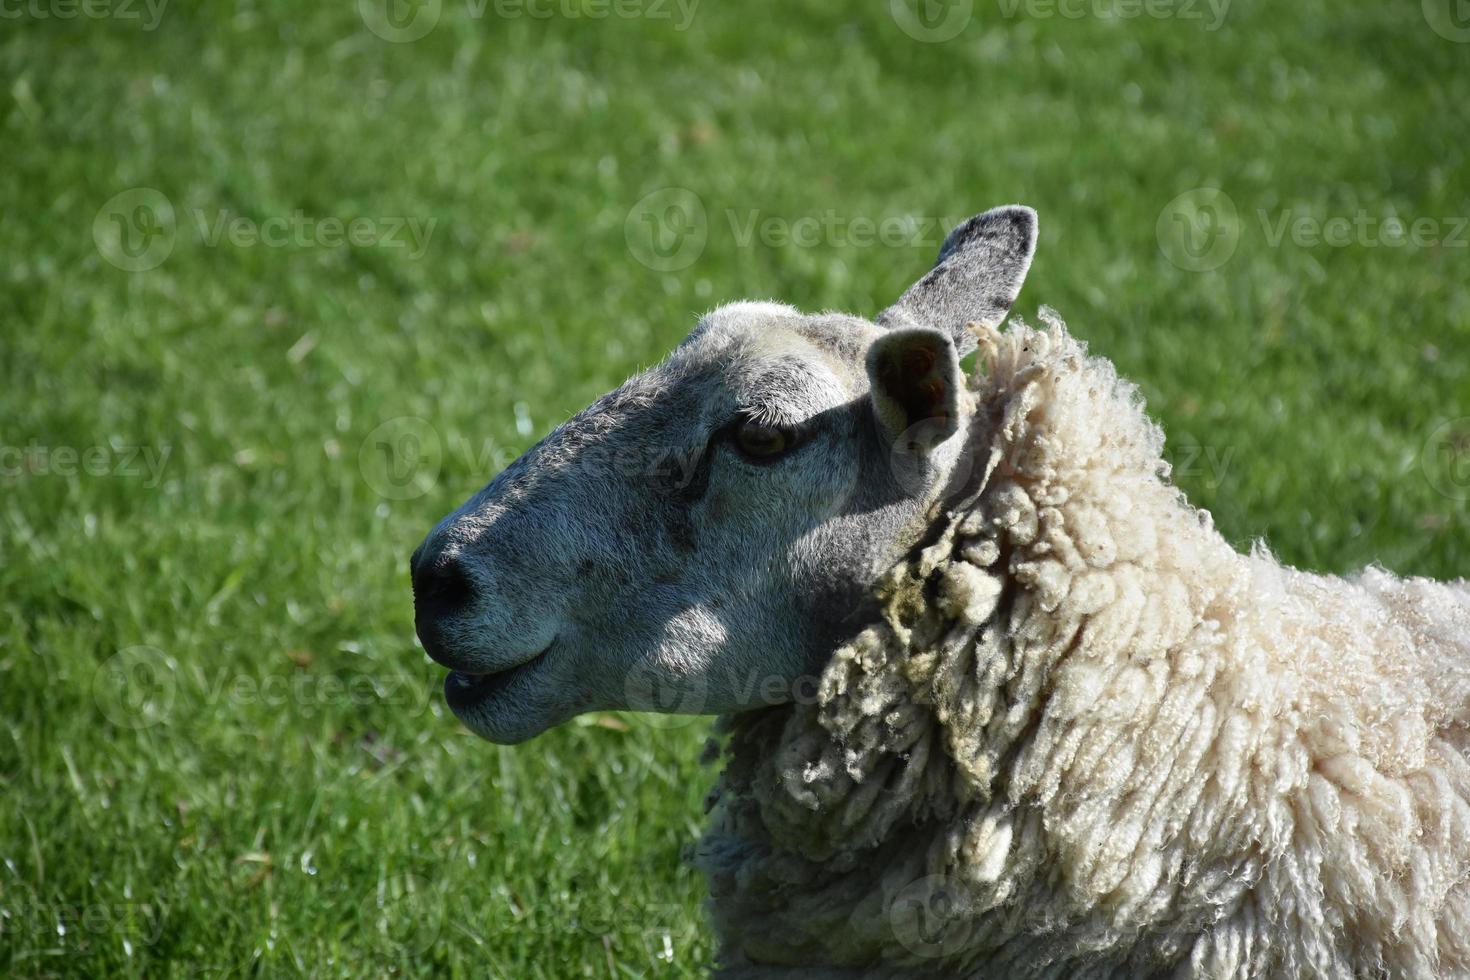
(442, 647, 552, 715)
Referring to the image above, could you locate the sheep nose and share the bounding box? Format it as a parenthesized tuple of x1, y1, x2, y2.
(411, 549, 475, 624)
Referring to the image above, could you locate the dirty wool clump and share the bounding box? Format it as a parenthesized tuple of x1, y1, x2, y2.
(697, 311, 1470, 979)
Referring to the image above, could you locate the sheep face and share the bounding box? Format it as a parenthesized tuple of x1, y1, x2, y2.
(412, 206, 1037, 743)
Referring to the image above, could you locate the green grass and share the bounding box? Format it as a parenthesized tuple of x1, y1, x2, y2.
(2, 0, 1467, 975)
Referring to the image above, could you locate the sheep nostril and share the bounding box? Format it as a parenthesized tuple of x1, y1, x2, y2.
(412, 554, 475, 618)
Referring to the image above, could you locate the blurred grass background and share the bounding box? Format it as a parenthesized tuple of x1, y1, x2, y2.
(2, 0, 1467, 975)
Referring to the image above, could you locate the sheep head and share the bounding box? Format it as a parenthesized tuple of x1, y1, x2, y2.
(411, 205, 1037, 743)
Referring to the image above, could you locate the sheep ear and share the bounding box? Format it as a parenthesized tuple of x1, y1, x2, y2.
(866, 326, 962, 454)
(877, 205, 1037, 355)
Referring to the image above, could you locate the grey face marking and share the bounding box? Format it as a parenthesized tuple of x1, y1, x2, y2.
(411, 207, 1038, 743)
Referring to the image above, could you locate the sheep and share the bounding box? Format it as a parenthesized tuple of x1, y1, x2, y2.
(410, 205, 1470, 977)
(697, 310, 1470, 978)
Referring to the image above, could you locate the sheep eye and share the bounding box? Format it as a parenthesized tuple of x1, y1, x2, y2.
(734, 418, 795, 460)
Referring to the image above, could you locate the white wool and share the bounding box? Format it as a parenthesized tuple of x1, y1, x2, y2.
(696, 311, 1470, 978)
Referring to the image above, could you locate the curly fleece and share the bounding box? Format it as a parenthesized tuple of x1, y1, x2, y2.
(697, 312, 1470, 979)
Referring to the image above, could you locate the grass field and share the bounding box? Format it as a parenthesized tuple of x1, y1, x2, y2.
(2, 0, 1467, 975)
